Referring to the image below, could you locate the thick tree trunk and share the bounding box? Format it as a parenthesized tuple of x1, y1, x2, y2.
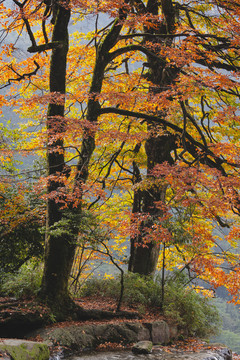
(40, 7, 128, 317)
(128, 133, 176, 275)
(128, 0, 177, 276)
(39, 2, 75, 311)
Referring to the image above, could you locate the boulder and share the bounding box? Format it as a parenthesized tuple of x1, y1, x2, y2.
(150, 320, 170, 344)
(127, 322, 150, 341)
(132, 340, 153, 354)
(0, 339, 50, 360)
(216, 347, 232, 360)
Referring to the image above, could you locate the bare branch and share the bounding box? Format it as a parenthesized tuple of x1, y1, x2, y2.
(0, 60, 40, 89)
(28, 41, 62, 53)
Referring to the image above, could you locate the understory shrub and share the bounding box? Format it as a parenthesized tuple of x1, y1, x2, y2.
(163, 278, 220, 337)
(0, 260, 43, 299)
(80, 272, 220, 337)
(80, 272, 160, 305)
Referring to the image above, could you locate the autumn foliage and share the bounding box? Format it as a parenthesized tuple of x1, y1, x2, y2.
(0, 0, 240, 310)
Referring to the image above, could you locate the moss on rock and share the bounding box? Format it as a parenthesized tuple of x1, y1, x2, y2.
(0, 339, 49, 360)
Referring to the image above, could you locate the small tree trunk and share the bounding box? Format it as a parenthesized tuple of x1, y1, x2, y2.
(161, 242, 166, 311)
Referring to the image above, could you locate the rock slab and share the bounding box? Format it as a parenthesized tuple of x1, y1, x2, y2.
(0, 339, 50, 360)
(34, 320, 177, 351)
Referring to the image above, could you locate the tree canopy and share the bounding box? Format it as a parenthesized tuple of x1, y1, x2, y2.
(1, 0, 240, 315)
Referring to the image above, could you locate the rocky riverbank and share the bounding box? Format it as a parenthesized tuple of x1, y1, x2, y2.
(31, 319, 178, 352)
(0, 338, 233, 360)
(26, 320, 233, 360)
(0, 319, 233, 360)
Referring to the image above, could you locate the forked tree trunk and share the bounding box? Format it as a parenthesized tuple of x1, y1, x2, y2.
(40, 5, 128, 316)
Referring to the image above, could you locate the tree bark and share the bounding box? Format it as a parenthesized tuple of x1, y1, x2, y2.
(128, 0, 178, 276)
(39, 1, 74, 311)
(128, 133, 176, 275)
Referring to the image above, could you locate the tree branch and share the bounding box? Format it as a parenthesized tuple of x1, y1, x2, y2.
(109, 44, 166, 65)
(12, 0, 37, 48)
(99, 106, 240, 172)
(28, 41, 62, 53)
(0, 61, 40, 89)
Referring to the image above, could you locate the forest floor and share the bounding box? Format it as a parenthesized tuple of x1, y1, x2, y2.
(0, 294, 163, 322)
(0, 295, 162, 338)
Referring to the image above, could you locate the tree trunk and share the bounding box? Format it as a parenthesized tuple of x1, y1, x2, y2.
(74, 16, 126, 186)
(128, 0, 177, 276)
(128, 133, 176, 275)
(40, 6, 128, 317)
(39, 2, 75, 312)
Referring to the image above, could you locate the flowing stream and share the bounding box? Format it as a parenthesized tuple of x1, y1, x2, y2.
(50, 348, 219, 360)
(50, 350, 156, 360)
(57, 350, 180, 360)
(69, 352, 168, 359)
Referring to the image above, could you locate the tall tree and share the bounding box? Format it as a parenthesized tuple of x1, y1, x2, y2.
(34, 1, 129, 313)
(1, 0, 240, 313)
(128, 0, 178, 275)
(37, 0, 73, 307)
(99, 0, 240, 290)
(3, 0, 132, 315)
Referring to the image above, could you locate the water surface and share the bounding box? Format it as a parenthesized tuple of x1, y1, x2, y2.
(65, 349, 194, 360)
